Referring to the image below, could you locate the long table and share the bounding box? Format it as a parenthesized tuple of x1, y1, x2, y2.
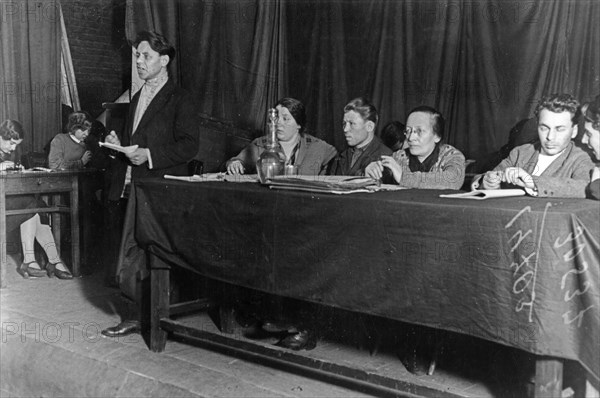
(121, 178, 599, 396)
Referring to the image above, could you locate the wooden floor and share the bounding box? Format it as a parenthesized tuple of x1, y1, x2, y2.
(0, 254, 578, 397)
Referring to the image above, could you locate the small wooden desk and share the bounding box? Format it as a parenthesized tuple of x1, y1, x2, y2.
(0, 170, 80, 288)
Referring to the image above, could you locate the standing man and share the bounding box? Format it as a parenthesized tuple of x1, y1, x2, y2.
(101, 31, 199, 337)
(329, 97, 392, 176)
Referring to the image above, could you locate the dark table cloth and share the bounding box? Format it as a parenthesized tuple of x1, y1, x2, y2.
(120, 179, 600, 381)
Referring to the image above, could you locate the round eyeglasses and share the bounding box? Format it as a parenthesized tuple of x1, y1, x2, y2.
(404, 127, 426, 138)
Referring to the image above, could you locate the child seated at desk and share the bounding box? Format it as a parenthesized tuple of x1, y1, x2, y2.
(1, 119, 72, 280)
(48, 111, 93, 170)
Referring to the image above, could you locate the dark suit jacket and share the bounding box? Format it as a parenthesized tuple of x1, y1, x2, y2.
(587, 178, 600, 200)
(105, 79, 200, 201)
(329, 136, 392, 176)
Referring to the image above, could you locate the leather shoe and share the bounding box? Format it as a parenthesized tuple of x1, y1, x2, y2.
(101, 320, 140, 337)
(46, 261, 73, 280)
(398, 348, 432, 376)
(18, 261, 47, 279)
(276, 330, 317, 351)
(234, 309, 258, 328)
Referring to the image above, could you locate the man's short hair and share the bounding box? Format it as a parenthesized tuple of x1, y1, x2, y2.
(344, 97, 379, 126)
(535, 93, 580, 125)
(66, 111, 92, 134)
(582, 95, 600, 130)
(133, 31, 176, 63)
(408, 105, 445, 141)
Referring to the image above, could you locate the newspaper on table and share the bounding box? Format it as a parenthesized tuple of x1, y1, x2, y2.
(164, 173, 258, 183)
(266, 175, 402, 194)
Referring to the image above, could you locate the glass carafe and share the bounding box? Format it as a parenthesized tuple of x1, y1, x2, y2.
(256, 108, 286, 184)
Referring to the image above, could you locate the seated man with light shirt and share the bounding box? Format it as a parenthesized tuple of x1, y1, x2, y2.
(472, 93, 595, 197)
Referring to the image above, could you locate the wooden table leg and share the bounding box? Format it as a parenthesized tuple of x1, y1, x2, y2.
(70, 175, 80, 276)
(50, 194, 61, 259)
(1, 180, 7, 289)
(219, 304, 236, 334)
(534, 357, 563, 397)
(150, 254, 169, 352)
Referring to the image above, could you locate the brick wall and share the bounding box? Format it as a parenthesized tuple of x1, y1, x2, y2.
(61, 0, 130, 118)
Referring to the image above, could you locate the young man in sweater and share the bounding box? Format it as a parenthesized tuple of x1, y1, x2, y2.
(48, 111, 92, 170)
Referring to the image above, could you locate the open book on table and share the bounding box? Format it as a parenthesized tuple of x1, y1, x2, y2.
(439, 188, 526, 200)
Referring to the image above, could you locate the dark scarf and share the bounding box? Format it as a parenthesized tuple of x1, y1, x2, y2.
(407, 143, 441, 172)
(287, 141, 300, 166)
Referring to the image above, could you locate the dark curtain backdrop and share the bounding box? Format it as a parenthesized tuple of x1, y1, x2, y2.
(127, 0, 287, 132)
(1, 0, 61, 154)
(126, 0, 599, 159)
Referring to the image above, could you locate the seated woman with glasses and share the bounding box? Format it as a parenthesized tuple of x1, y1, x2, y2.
(1, 120, 72, 280)
(226, 97, 337, 176)
(366, 106, 465, 189)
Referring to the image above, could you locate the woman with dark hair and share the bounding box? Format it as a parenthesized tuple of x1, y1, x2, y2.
(581, 96, 600, 200)
(226, 97, 337, 176)
(380, 121, 406, 152)
(48, 111, 93, 170)
(1, 120, 72, 279)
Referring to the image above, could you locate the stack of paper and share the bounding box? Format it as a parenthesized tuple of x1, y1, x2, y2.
(266, 175, 379, 194)
(99, 142, 139, 154)
(164, 173, 259, 183)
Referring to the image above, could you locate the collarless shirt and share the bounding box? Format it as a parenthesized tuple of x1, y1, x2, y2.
(123, 73, 169, 197)
(69, 134, 84, 145)
(132, 73, 168, 134)
(534, 149, 566, 176)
